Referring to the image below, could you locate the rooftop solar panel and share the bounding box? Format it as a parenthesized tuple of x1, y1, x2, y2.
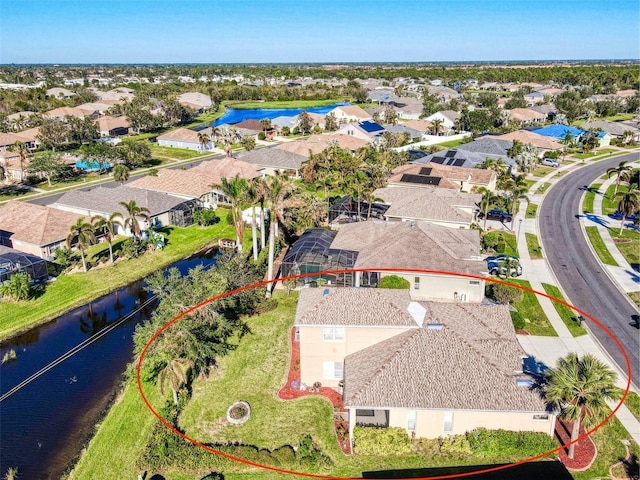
(453, 159, 466, 167)
(400, 174, 441, 185)
(445, 150, 456, 158)
(419, 167, 433, 175)
(431, 156, 445, 164)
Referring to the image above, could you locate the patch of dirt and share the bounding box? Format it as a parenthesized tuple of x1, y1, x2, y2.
(555, 419, 597, 471)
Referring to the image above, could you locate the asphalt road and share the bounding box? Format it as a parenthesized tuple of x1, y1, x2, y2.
(539, 152, 640, 390)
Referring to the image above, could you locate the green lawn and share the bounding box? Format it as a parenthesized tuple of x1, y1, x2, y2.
(608, 226, 640, 268)
(149, 145, 206, 160)
(629, 291, 640, 308)
(530, 166, 555, 177)
(536, 182, 551, 194)
(503, 279, 556, 336)
(122, 132, 162, 142)
(624, 391, 640, 422)
(582, 183, 602, 213)
(524, 179, 536, 191)
(0, 221, 236, 340)
(540, 283, 588, 337)
(585, 226, 619, 266)
(553, 170, 569, 179)
(483, 231, 518, 256)
(432, 137, 470, 148)
(525, 204, 538, 219)
(603, 183, 635, 215)
(525, 233, 543, 260)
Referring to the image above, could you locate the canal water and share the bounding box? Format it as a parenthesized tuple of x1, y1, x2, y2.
(213, 102, 349, 126)
(0, 249, 218, 479)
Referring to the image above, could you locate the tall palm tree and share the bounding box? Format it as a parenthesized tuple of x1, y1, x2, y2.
(66, 217, 96, 272)
(92, 212, 123, 264)
(119, 200, 151, 240)
(263, 172, 294, 297)
(158, 358, 193, 406)
(613, 188, 640, 234)
(478, 187, 499, 230)
(218, 175, 249, 254)
(112, 164, 130, 185)
(214, 125, 238, 157)
(431, 118, 444, 136)
(507, 139, 524, 159)
(12, 141, 29, 182)
(245, 182, 260, 261)
(544, 353, 621, 459)
(607, 161, 632, 195)
(509, 186, 530, 230)
(197, 132, 210, 152)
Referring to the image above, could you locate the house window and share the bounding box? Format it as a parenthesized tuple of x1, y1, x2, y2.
(443, 411, 454, 432)
(407, 410, 417, 431)
(323, 361, 343, 380)
(533, 414, 549, 421)
(469, 280, 480, 286)
(414, 277, 420, 290)
(323, 327, 345, 342)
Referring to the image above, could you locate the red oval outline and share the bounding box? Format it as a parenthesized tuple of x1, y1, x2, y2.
(137, 268, 632, 479)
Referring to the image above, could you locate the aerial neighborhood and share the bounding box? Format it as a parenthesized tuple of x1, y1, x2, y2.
(0, 62, 638, 479)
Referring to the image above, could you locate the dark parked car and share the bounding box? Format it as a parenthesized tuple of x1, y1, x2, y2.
(479, 208, 512, 222)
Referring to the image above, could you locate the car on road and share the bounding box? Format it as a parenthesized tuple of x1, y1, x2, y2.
(487, 260, 522, 277)
(541, 158, 560, 167)
(479, 208, 513, 222)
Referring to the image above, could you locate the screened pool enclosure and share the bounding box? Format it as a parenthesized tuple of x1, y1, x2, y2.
(0, 246, 48, 285)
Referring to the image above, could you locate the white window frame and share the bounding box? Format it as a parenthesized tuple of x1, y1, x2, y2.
(443, 411, 454, 433)
(407, 410, 417, 431)
(323, 361, 343, 380)
(323, 326, 345, 342)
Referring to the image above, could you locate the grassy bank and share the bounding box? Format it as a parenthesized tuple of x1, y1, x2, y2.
(505, 279, 556, 336)
(540, 283, 588, 337)
(585, 226, 619, 266)
(0, 221, 236, 340)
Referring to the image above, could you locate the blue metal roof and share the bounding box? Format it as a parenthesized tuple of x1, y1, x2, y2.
(531, 124, 585, 139)
(359, 120, 385, 133)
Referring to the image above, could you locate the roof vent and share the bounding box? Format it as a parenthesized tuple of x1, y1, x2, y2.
(426, 323, 443, 330)
(323, 288, 330, 297)
(516, 379, 534, 387)
(410, 221, 416, 229)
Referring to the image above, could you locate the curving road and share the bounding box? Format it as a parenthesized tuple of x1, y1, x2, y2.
(539, 152, 640, 390)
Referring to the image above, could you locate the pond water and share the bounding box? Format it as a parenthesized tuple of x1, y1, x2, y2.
(0, 249, 218, 479)
(213, 102, 349, 126)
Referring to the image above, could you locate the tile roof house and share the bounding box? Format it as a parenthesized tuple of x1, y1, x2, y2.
(490, 130, 565, 152)
(531, 124, 611, 146)
(274, 134, 369, 157)
(96, 115, 130, 137)
(46, 87, 76, 99)
(294, 288, 553, 443)
(51, 185, 197, 233)
(328, 105, 372, 124)
(582, 120, 640, 141)
(374, 186, 480, 229)
(236, 146, 308, 177)
(176, 92, 213, 112)
(156, 127, 213, 151)
(329, 220, 486, 301)
(0, 201, 86, 260)
(336, 120, 385, 141)
(43, 106, 96, 120)
(127, 158, 262, 207)
(506, 108, 547, 125)
(456, 137, 513, 157)
(388, 163, 497, 192)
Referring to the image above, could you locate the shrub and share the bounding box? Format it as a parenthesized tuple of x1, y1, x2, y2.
(353, 426, 411, 455)
(510, 310, 526, 330)
(0, 272, 31, 301)
(378, 275, 410, 289)
(258, 131, 266, 140)
(54, 247, 76, 269)
(439, 434, 472, 454)
(495, 240, 506, 253)
(466, 428, 557, 458)
(489, 283, 523, 304)
(120, 237, 146, 259)
(193, 208, 220, 226)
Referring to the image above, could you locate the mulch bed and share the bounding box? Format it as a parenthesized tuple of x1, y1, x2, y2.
(554, 419, 597, 471)
(278, 327, 351, 454)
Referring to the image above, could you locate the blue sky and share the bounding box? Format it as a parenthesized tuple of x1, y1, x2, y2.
(1, 0, 638, 63)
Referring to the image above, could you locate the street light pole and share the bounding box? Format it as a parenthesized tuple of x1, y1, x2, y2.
(518, 218, 523, 243)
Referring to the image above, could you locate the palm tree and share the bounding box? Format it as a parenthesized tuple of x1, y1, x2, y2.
(431, 118, 444, 136)
(112, 164, 130, 185)
(478, 187, 499, 230)
(92, 212, 123, 264)
(507, 139, 524, 159)
(66, 217, 96, 272)
(218, 175, 249, 254)
(613, 188, 640, 234)
(263, 172, 294, 297)
(607, 161, 632, 195)
(12, 141, 29, 182)
(119, 200, 151, 240)
(214, 125, 238, 157)
(197, 132, 210, 152)
(544, 353, 621, 459)
(245, 182, 260, 261)
(509, 186, 530, 230)
(158, 358, 193, 406)
(4, 467, 18, 480)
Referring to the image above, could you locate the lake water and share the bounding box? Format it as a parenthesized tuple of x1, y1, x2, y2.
(213, 102, 349, 126)
(0, 249, 218, 479)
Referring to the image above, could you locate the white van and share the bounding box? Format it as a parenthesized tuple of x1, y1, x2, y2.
(541, 158, 560, 167)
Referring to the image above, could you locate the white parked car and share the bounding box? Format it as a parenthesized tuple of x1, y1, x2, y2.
(541, 158, 560, 167)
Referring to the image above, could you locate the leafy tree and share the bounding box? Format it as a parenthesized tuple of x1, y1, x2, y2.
(119, 200, 151, 239)
(488, 283, 523, 304)
(476, 92, 499, 109)
(193, 208, 219, 226)
(37, 118, 69, 151)
(264, 172, 294, 296)
(92, 212, 123, 263)
(0, 272, 30, 301)
(26, 150, 66, 186)
(504, 90, 528, 109)
(66, 115, 99, 144)
(240, 135, 256, 151)
(607, 160, 632, 195)
(217, 175, 249, 254)
(324, 112, 338, 131)
(478, 187, 499, 230)
(214, 125, 238, 157)
(613, 188, 640, 234)
(554, 90, 585, 122)
(457, 109, 495, 134)
(11, 141, 29, 179)
(297, 110, 313, 134)
(66, 217, 96, 272)
(116, 140, 152, 168)
(80, 142, 118, 172)
(112, 164, 130, 184)
(513, 143, 539, 174)
(382, 104, 398, 125)
(544, 353, 621, 459)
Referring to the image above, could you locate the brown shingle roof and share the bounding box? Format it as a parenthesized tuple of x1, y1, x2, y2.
(156, 127, 200, 143)
(294, 287, 422, 327)
(332, 105, 371, 119)
(274, 134, 369, 157)
(344, 302, 547, 412)
(389, 163, 496, 188)
(96, 115, 130, 132)
(330, 221, 485, 275)
(493, 130, 564, 150)
(374, 186, 479, 224)
(0, 201, 86, 246)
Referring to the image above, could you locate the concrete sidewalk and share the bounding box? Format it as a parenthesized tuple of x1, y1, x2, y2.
(508, 154, 640, 444)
